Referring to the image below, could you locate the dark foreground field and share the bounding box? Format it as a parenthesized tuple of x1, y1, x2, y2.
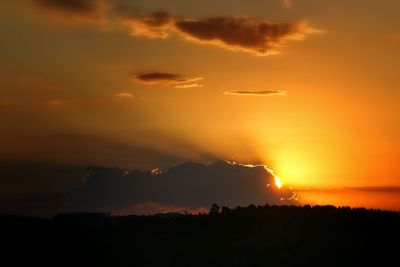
(2, 205, 399, 267)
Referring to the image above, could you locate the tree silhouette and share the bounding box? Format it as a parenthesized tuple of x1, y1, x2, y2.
(1, 205, 399, 267)
(209, 203, 220, 215)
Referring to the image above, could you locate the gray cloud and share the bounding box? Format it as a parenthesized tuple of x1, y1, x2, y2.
(225, 90, 287, 96)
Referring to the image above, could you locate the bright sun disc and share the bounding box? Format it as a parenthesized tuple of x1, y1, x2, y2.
(274, 176, 282, 189)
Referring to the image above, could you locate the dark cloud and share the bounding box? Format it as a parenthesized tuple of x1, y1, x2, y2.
(0, 161, 85, 197)
(27, 2, 319, 54)
(175, 16, 313, 55)
(115, 9, 320, 55)
(74, 161, 295, 211)
(133, 72, 203, 85)
(31, 0, 104, 21)
(0, 160, 296, 216)
(225, 90, 287, 96)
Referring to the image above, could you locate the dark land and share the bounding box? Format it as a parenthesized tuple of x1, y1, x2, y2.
(2, 204, 399, 267)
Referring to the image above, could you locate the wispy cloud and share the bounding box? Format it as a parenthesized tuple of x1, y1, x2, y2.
(115, 92, 134, 98)
(133, 72, 203, 85)
(224, 90, 287, 96)
(174, 83, 204, 89)
(118, 11, 174, 38)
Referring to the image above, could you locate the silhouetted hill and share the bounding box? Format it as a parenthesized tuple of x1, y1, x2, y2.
(1, 204, 399, 267)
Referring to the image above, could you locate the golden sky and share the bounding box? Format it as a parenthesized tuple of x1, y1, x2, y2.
(1, 0, 400, 194)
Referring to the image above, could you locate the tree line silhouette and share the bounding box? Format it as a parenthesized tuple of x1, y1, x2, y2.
(2, 204, 399, 267)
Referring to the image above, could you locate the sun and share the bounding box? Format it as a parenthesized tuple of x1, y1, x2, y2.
(274, 175, 282, 189)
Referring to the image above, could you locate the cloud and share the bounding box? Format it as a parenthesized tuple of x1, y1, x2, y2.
(118, 11, 174, 38)
(0, 160, 296, 216)
(225, 90, 287, 96)
(115, 92, 134, 98)
(75, 161, 295, 210)
(116, 9, 320, 55)
(30, 0, 105, 22)
(28, 2, 320, 54)
(174, 83, 204, 89)
(133, 72, 203, 85)
(175, 16, 315, 55)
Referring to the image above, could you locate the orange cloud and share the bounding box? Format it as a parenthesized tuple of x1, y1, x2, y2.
(115, 92, 134, 98)
(224, 90, 287, 96)
(118, 11, 174, 38)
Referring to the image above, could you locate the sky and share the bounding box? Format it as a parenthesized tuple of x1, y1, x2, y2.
(1, 0, 400, 214)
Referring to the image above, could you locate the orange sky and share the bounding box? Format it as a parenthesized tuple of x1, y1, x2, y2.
(0, 1, 400, 210)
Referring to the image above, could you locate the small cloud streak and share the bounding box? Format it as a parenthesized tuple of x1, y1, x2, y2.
(174, 83, 204, 89)
(225, 90, 287, 96)
(115, 92, 134, 98)
(133, 72, 203, 85)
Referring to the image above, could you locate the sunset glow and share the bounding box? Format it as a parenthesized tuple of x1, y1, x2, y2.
(2, 1, 400, 266)
(0, 0, 400, 214)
